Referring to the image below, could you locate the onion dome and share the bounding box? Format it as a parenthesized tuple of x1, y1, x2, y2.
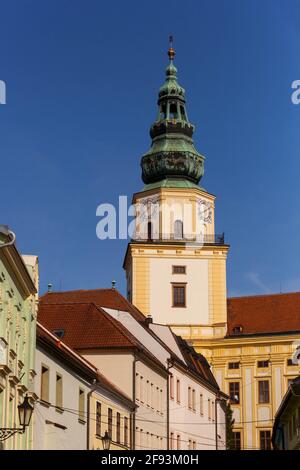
(141, 37, 205, 187)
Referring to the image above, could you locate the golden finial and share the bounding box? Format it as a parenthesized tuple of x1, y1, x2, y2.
(168, 35, 175, 61)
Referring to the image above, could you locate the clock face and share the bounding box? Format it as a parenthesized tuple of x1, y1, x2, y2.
(197, 199, 212, 224)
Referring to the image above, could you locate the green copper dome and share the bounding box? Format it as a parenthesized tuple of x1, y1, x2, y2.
(141, 42, 205, 186)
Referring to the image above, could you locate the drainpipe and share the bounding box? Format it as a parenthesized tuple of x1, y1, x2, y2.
(215, 397, 218, 450)
(87, 379, 97, 450)
(132, 355, 139, 451)
(167, 360, 174, 451)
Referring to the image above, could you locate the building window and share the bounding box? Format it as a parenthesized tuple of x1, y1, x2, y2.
(228, 362, 240, 370)
(200, 393, 204, 415)
(188, 386, 192, 409)
(192, 389, 196, 411)
(156, 386, 160, 412)
(96, 402, 101, 437)
(188, 439, 192, 450)
(257, 360, 269, 368)
(108, 408, 113, 439)
(170, 374, 174, 400)
(140, 376, 144, 403)
(260, 430, 271, 450)
(212, 401, 215, 421)
(193, 440, 196, 449)
(170, 432, 174, 450)
(174, 220, 183, 239)
(172, 284, 186, 308)
(176, 379, 181, 403)
(136, 373, 140, 401)
(78, 389, 85, 422)
(116, 412, 121, 444)
(150, 383, 154, 409)
(160, 389, 163, 414)
(233, 432, 241, 450)
(172, 265, 186, 274)
(146, 380, 150, 406)
(232, 325, 243, 335)
(208, 399, 211, 420)
(124, 417, 129, 448)
(55, 374, 63, 410)
(229, 382, 240, 404)
(287, 359, 294, 366)
(177, 434, 181, 450)
(41, 365, 49, 403)
(258, 380, 270, 404)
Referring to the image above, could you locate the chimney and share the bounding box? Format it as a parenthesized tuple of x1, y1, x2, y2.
(47, 283, 52, 293)
(145, 314, 153, 326)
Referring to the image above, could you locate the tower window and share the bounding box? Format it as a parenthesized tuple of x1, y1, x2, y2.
(169, 102, 178, 119)
(174, 220, 183, 239)
(172, 283, 186, 308)
(180, 105, 186, 121)
(172, 265, 186, 274)
(147, 221, 152, 241)
(160, 103, 167, 120)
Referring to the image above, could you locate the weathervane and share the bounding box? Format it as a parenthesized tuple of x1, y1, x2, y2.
(168, 35, 175, 61)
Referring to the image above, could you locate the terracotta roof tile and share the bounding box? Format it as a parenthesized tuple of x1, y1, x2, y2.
(175, 335, 220, 391)
(40, 289, 146, 322)
(227, 292, 300, 336)
(38, 300, 165, 370)
(36, 322, 134, 406)
(38, 302, 136, 349)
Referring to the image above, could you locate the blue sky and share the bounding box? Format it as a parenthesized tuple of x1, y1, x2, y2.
(1, 0, 300, 297)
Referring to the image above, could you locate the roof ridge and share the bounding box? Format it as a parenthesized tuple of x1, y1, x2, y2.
(91, 303, 138, 347)
(228, 291, 300, 300)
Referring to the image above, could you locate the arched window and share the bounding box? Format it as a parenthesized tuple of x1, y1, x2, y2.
(147, 221, 152, 241)
(174, 220, 183, 239)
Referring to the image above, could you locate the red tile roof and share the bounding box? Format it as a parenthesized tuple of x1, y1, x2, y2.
(227, 292, 300, 336)
(38, 302, 136, 349)
(38, 301, 165, 371)
(36, 322, 134, 406)
(175, 335, 220, 392)
(41, 289, 146, 322)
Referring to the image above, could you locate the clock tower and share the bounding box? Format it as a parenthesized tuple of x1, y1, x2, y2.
(124, 41, 229, 340)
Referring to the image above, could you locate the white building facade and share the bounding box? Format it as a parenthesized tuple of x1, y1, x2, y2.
(103, 307, 227, 450)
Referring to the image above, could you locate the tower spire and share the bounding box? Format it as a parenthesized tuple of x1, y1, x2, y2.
(168, 35, 175, 62)
(140, 41, 205, 187)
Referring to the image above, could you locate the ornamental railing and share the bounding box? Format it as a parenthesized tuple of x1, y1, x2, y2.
(131, 233, 225, 245)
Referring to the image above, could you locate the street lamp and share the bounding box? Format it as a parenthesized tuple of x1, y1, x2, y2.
(18, 395, 34, 429)
(101, 430, 111, 450)
(0, 225, 16, 248)
(0, 395, 34, 441)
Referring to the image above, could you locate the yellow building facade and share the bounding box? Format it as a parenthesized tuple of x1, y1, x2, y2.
(124, 44, 300, 449)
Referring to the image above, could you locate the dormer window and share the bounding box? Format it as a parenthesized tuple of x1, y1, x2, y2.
(52, 329, 65, 340)
(232, 325, 243, 335)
